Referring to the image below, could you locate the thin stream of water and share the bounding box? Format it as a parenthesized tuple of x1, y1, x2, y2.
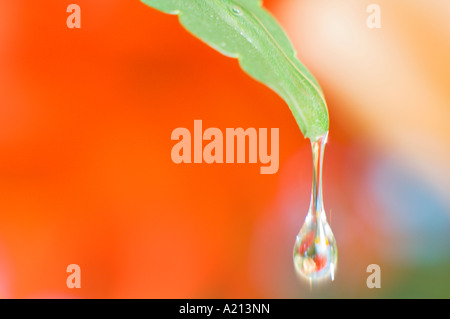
(293, 132, 337, 282)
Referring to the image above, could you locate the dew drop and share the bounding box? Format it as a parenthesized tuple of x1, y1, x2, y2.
(231, 6, 242, 15)
(293, 132, 337, 283)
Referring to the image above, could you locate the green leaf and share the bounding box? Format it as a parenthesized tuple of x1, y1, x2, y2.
(141, 0, 329, 141)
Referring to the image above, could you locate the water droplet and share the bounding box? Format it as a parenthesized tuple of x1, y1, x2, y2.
(293, 132, 337, 282)
(231, 6, 242, 15)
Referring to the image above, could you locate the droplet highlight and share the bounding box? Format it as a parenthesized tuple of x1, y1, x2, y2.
(293, 132, 337, 282)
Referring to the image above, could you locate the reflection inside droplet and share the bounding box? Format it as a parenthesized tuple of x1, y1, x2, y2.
(293, 132, 337, 282)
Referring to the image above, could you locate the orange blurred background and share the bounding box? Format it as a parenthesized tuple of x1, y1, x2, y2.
(0, 0, 449, 298)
